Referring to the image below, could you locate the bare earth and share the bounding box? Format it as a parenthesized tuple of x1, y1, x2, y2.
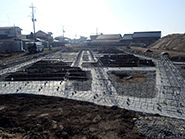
(0, 94, 145, 139)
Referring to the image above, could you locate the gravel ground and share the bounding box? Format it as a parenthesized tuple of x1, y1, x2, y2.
(108, 71, 156, 98)
(82, 54, 89, 61)
(136, 114, 185, 139)
(175, 64, 185, 79)
(58, 52, 78, 63)
(71, 71, 92, 91)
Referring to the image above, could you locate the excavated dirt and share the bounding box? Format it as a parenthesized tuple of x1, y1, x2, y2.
(108, 71, 156, 98)
(98, 54, 155, 67)
(111, 72, 148, 83)
(0, 94, 145, 139)
(82, 53, 155, 68)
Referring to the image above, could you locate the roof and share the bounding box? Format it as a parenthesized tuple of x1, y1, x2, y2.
(96, 34, 122, 40)
(36, 30, 48, 35)
(0, 26, 22, 30)
(133, 31, 161, 38)
(36, 38, 47, 42)
(122, 34, 133, 40)
(91, 40, 121, 43)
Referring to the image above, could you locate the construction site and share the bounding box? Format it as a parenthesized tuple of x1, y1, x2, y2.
(0, 41, 185, 138)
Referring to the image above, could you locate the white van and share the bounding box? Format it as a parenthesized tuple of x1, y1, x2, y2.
(27, 42, 44, 53)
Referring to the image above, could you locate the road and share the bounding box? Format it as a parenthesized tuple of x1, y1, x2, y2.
(0, 49, 185, 119)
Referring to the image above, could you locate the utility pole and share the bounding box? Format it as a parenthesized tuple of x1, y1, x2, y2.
(62, 26, 65, 43)
(14, 24, 17, 38)
(30, 3, 36, 41)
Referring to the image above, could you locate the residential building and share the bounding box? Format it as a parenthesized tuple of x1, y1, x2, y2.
(90, 33, 103, 41)
(0, 26, 22, 39)
(35, 30, 53, 42)
(121, 34, 133, 46)
(91, 34, 122, 46)
(96, 34, 122, 40)
(132, 31, 161, 46)
(0, 26, 23, 53)
(121, 31, 161, 46)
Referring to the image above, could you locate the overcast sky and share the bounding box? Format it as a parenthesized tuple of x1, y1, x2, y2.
(0, 0, 185, 38)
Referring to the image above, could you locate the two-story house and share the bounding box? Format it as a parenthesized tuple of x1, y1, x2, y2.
(0, 26, 22, 39)
(0, 26, 23, 53)
(35, 30, 53, 42)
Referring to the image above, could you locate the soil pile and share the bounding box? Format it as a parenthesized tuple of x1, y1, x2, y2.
(148, 33, 185, 52)
(0, 94, 144, 139)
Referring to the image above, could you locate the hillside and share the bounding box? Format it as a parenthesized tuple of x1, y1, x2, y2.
(148, 33, 185, 52)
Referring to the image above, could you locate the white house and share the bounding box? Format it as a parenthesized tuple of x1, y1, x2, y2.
(0, 26, 22, 39)
(0, 26, 23, 53)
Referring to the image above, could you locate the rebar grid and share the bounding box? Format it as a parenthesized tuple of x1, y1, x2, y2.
(0, 50, 185, 119)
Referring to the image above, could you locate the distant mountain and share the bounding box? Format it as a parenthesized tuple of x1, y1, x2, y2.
(148, 34, 185, 52)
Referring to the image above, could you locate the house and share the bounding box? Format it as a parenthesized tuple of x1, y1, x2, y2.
(132, 31, 161, 46)
(35, 30, 53, 42)
(35, 30, 54, 47)
(90, 33, 103, 41)
(121, 34, 133, 46)
(0, 26, 23, 53)
(91, 34, 122, 46)
(96, 34, 122, 40)
(121, 31, 161, 46)
(0, 26, 22, 39)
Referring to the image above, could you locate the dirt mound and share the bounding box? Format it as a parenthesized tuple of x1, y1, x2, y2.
(148, 34, 185, 52)
(0, 94, 144, 139)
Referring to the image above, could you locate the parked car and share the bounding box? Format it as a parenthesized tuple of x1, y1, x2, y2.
(27, 42, 44, 53)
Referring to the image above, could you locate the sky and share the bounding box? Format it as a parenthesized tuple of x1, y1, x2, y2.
(0, 0, 185, 38)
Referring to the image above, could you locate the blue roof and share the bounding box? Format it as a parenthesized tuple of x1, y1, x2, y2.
(122, 34, 133, 40)
(133, 31, 161, 38)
